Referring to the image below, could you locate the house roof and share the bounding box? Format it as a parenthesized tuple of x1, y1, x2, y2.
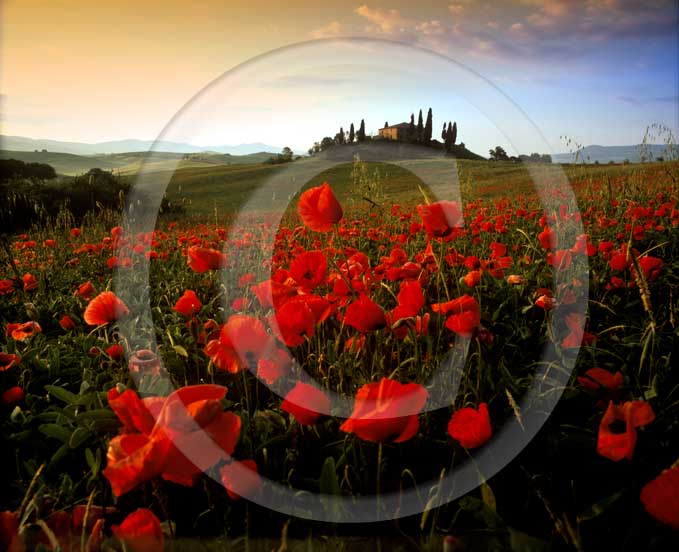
(379, 122, 410, 130)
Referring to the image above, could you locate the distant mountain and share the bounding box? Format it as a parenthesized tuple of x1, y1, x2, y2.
(552, 144, 677, 164)
(0, 135, 289, 156)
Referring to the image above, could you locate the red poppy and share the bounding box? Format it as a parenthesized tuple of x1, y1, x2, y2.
(112, 508, 164, 552)
(596, 400, 655, 461)
(251, 279, 298, 310)
(0, 510, 21, 552)
(59, 314, 76, 331)
(106, 344, 124, 361)
(22, 273, 38, 291)
(637, 256, 663, 282)
(187, 245, 227, 273)
(506, 274, 526, 285)
(104, 385, 241, 496)
(298, 182, 343, 232)
(204, 315, 273, 373)
(447, 403, 492, 449)
(281, 382, 331, 425)
(463, 270, 482, 287)
(84, 291, 130, 325)
(547, 249, 573, 271)
(339, 378, 428, 443)
(0, 279, 14, 295)
(269, 294, 330, 347)
(257, 346, 292, 384)
(344, 294, 386, 333)
(538, 226, 556, 250)
(6, 321, 42, 341)
(577, 368, 624, 392)
(640, 466, 679, 530)
(289, 250, 328, 290)
(220, 459, 262, 500)
(74, 281, 95, 300)
(432, 295, 481, 338)
(1, 386, 24, 406)
(416, 201, 462, 238)
(0, 353, 21, 371)
(173, 289, 202, 317)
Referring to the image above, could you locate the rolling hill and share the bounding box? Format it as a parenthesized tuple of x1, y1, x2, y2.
(552, 144, 677, 164)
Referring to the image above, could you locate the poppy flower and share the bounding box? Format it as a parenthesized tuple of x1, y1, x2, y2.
(344, 294, 386, 333)
(22, 273, 38, 291)
(173, 290, 202, 317)
(104, 384, 241, 496)
(251, 279, 298, 310)
(637, 256, 663, 282)
(204, 315, 273, 373)
(289, 250, 328, 290)
(220, 459, 261, 500)
(416, 201, 462, 238)
(577, 368, 624, 392)
(84, 291, 130, 325)
(538, 226, 556, 250)
(0, 279, 14, 295)
(281, 382, 331, 425)
(269, 294, 330, 347)
(547, 249, 573, 271)
(506, 274, 526, 285)
(106, 344, 125, 361)
(6, 321, 42, 341)
(462, 270, 482, 287)
(447, 403, 492, 449)
(389, 280, 425, 324)
(257, 346, 292, 384)
(59, 314, 76, 331)
(640, 466, 679, 530)
(1, 386, 24, 406)
(432, 295, 481, 338)
(112, 508, 164, 552)
(339, 378, 428, 443)
(74, 281, 95, 300)
(187, 245, 227, 273)
(298, 182, 343, 232)
(596, 400, 655, 461)
(0, 510, 20, 552)
(0, 353, 21, 371)
(535, 293, 557, 310)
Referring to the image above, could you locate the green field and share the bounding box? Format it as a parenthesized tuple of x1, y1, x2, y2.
(158, 157, 678, 218)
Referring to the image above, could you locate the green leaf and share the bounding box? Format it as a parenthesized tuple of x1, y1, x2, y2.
(173, 344, 189, 358)
(481, 482, 497, 514)
(578, 490, 626, 522)
(76, 409, 117, 422)
(319, 456, 344, 521)
(69, 427, 92, 449)
(39, 423, 71, 443)
(45, 385, 78, 405)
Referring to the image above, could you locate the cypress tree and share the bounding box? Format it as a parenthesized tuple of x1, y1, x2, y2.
(441, 123, 447, 141)
(358, 119, 366, 142)
(424, 107, 433, 143)
(451, 122, 457, 145)
(349, 123, 355, 143)
(445, 122, 453, 152)
(408, 113, 415, 142)
(416, 109, 424, 142)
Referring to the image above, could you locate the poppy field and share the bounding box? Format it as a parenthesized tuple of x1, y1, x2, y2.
(1, 160, 679, 551)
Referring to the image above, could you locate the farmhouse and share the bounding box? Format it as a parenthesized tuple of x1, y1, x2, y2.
(378, 122, 410, 141)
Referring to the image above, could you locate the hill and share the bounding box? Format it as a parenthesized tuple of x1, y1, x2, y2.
(0, 134, 287, 156)
(552, 144, 677, 164)
(0, 149, 277, 176)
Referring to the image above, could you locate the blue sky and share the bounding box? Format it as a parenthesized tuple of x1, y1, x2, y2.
(2, 0, 677, 155)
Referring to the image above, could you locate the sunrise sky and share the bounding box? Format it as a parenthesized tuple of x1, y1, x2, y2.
(1, 0, 677, 155)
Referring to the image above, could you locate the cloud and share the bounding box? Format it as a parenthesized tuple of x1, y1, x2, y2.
(310, 21, 344, 39)
(312, 1, 677, 65)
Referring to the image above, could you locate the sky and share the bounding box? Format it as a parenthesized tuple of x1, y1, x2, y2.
(1, 0, 677, 155)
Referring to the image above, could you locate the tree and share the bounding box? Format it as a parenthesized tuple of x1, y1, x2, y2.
(445, 122, 453, 152)
(408, 113, 415, 142)
(357, 119, 366, 142)
(384, 121, 389, 128)
(281, 147, 293, 161)
(424, 108, 433, 143)
(489, 146, 509, 161)
(416, 109, 424, 142)
(320, 137, 335, 151)
(441, 123, 447, 141)
(451, 122, 457, 145)
(336, 127, 345, 145)
(349, 123, 355, 144)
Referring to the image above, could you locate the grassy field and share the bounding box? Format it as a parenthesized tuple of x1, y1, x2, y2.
(159, 157, 679, 218)
(0, 149, 276, 176)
